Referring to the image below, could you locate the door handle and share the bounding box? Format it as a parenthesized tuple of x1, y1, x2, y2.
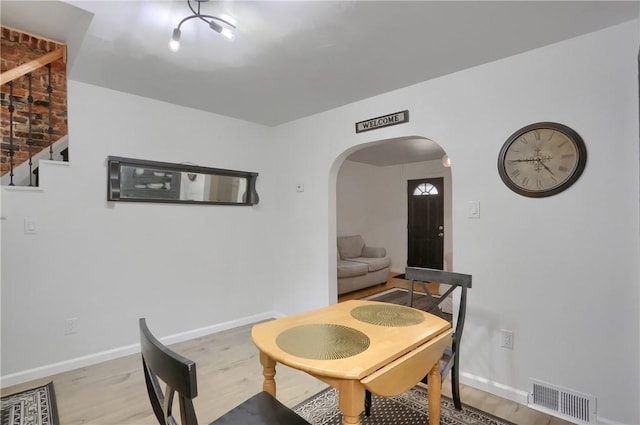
(438, 233, 444, 237)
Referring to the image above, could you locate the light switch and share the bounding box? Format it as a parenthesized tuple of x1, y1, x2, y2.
(468, 201, 480, 219)
(24, 218, 37, 234)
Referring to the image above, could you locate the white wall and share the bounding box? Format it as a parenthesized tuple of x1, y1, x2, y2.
(1, 81, 280, 383)
(272, 22, 640, 424)
(336, 160, 372, 239)
(336, 159, 452, 273)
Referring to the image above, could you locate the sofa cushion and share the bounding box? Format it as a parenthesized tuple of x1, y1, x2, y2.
(349, 256, 391, 272)
(362, 246, 386, 258)
(337, 260, 369, 278)
(337, 235, 365, 259)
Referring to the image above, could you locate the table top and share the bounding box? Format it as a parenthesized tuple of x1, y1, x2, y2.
(251, 300, 451, 381)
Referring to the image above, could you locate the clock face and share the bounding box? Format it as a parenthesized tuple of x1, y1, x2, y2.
(498, 122, 587, 198)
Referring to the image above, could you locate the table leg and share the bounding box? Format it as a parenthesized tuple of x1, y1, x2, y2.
(259, 351, 277, 397)
(338, 380, 365, 425)
(428, 361, 441, 424)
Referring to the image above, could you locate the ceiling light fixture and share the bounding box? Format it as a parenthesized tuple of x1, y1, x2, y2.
(169, 0, 236, 52)
(442, 154, 451, 168)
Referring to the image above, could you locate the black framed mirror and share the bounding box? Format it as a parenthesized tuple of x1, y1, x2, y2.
(107, 156, 259, 205)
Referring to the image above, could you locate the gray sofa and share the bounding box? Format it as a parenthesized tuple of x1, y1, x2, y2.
(337, 235, 391, 295)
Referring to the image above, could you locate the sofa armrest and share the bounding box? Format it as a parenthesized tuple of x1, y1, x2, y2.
(362, 246, 386, 258)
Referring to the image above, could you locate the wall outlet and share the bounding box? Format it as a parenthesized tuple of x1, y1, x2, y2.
(500, 329, 514, 349)
(65, 318, 78, 335)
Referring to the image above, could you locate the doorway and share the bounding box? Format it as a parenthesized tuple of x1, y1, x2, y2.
(407, 177, 444, 269)
(334, 136, 452, 297)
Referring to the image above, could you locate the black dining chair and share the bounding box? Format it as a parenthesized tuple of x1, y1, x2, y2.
(364, 267, 472, 415)
(139, 318, 311, 425)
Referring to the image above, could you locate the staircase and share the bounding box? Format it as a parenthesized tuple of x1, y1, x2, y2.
(1, 26, 68, 187)
(1, 135, 69, 186)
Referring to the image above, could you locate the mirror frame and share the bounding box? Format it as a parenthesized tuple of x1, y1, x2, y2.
(107, 156, 259, 205)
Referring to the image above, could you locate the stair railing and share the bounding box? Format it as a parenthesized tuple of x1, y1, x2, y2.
(1, 47, 66, 186)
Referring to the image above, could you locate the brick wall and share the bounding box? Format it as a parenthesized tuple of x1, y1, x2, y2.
(1, 26, 68, 176)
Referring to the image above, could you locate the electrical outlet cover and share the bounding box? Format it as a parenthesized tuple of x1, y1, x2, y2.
(500, 329, 514, 349)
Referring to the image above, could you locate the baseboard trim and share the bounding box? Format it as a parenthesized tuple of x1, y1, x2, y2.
(459, 371, 529, 405)
(0, 311, 283, 389)
(595, 416, 626, 425)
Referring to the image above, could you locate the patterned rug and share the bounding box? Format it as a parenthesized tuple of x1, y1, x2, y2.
(366, 287, 453, 322)
(365, 287, 432, 309)
(294, 385, 516, 425)
(0, 382, 59, 425)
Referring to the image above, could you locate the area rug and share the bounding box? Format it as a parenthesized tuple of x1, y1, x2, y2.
(365, 287, 429, 309)
(366, 287, 453, 322)
(294, 385, 516, 425)
(0, 382, 59, 425)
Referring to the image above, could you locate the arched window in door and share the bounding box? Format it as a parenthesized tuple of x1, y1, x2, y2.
(413, 182, 439, 196)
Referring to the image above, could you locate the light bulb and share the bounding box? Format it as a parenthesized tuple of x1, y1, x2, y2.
(210, 21, 235, 41)
(169, 28, 181, 52)
(220, 28, 235, 40)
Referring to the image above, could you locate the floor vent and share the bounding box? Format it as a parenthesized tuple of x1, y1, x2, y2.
(528, 379, 596, 424)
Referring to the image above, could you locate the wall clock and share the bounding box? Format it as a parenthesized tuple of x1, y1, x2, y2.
(497, 122, 587, 198)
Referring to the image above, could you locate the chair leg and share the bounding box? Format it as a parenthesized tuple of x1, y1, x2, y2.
(364, 390, 372, 416)
(451, 363, 462, 410)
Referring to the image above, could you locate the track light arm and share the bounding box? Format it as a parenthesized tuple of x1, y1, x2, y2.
(176, 13, 236, 32)
(169, 0, 236, 51)
(184, 0, 235, 29)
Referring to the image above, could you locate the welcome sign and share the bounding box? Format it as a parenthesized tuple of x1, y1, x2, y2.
(355, 110, 409, 133)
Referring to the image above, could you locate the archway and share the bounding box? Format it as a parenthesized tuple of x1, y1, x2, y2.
(331, 136, 453, 299)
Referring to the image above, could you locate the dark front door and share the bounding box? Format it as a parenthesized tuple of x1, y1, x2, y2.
(407, 177, 444, 269)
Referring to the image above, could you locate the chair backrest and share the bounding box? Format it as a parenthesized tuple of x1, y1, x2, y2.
(405, 267, 472, 377)
(139, 318, 199, 425)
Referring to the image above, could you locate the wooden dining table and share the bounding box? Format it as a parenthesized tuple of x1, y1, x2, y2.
(251, 299, 452, 425)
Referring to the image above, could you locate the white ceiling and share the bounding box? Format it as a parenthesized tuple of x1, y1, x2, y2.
(2, 1, 638, 165)
(346, 137, 446, 166)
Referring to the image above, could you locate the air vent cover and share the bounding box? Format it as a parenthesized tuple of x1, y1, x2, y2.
(528, 379, 596, 424)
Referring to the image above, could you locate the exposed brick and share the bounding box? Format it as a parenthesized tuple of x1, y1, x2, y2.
(1, 26, 67, 176)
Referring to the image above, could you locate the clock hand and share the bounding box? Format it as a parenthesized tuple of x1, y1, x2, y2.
(537, 159, 555, 176)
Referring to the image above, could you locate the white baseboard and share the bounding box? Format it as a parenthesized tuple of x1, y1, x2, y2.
(459, 371, 529, 405)
(595, 416, 627, 425)
(0, 311, 283, 389)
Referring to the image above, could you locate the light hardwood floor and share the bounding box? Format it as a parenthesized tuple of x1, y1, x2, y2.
(2, 276, 572, 425)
